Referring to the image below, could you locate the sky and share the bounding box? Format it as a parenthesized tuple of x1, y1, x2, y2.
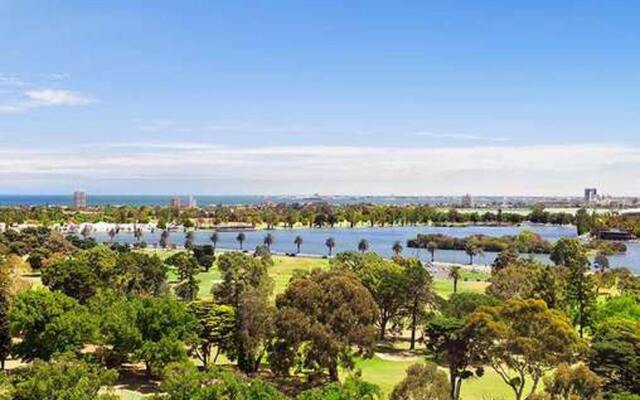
(1, 1, 639, 196)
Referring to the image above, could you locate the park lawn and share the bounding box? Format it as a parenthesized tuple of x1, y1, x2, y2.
(269, 256, 330, 294)
(355, 356, 535, 400)
(433, 278, 489, 299)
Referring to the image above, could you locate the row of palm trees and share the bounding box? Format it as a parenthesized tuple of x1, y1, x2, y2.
(104, 229, 486, 265)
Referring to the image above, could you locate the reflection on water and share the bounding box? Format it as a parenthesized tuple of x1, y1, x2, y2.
(92, 225, 640, 274)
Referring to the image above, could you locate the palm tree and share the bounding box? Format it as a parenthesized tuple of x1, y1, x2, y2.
(80, 224, 93, 239)
(236, 232, 246, 250)
(427, 241, 437, 262)
(392, 241, 403, 256)
(107, 228, 117, 243)
(134, 226, 144, 244)
(210, 231, 219, 254)
(185, 231, 195, 249)
(263, 233, 274, 250)
(160, 230, 170, 249)
(293, 235, 303, 254)
(357, 238, 369, 254)
(448, 265, 462, 294)
(594, 251, 610, 273)
(325, 237, 336, 256)
(464, 242, 483, 265)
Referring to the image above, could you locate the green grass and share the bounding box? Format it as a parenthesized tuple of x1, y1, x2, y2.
(433, 278, 489, 299)
(355, 356, 533, 400)
(269, 256, 330, 294)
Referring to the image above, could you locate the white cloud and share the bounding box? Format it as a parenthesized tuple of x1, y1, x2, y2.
(24, 89, 94, 106)
(0, 88, 94, 113)
(0, 143, 638, 196)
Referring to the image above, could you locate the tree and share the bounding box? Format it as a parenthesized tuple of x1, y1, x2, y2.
(89, 291, 141, 368)
(486, 259, 541, 301)
(492, 247, 519, 273)
(589, 318, 640, 395)
(188, 300, 235, 368)
(390, 363, 450, 400)
(9, 355, 118, 400)
(270, 269, 378, 381)
(9, 289, 97, 361)
(132, 296, 198, 377)
(236, 232, 246, 250)
(541, 363, 602, 400)
(263, 233, 274, 250)
(551, 239, 597, 337)
(464, 241, 483, 265)
(331, 253, 409, 340)
(427, 241, 437, 262)
(466, 299, 584, 400)
(41, 257, 99, 303)
(297, 377, 381, 400)
(210, 231, 219, 254)
(358, 238, 370, 254)
(0, 299, 10, 370)
(107, 228, 117, 243)
(184, 231, 195, 250)
(134, 226, 144, 244)
(192, 245, 215, 271)
(424, 316, 483, 400)
(392, 241, 403, 256)
(293, 235, 303, 254)
(115, 252, 168, 296)
(325, 237, 336, 256)
(448, 265, 462, 294)
(594, 251, 610, 273)
(396, 258, 436, 349)
(160, 230, 170, 249)
(212, 252, 274, 374)
(160, 362, 286, 400)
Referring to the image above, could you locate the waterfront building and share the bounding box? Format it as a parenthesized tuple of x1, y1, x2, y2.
(584, 188, 597, 204)
(188, 195, 197, 208)
(461, 194, 473, 208)
(170, 196, 182, 208)
(73, 190, 87, 209)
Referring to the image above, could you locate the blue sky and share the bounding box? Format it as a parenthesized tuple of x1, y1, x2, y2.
(1, 1, 639, 195)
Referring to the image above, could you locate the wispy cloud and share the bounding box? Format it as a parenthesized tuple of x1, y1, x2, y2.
(0, 88, 94, 113)
(415, 131, 510, 142)
(0, 143, 637, 196)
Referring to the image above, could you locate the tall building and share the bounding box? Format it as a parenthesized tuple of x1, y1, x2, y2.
(188, 195, 197, 208)
(461, 194, 473, 208)
(170, 196, 182, 208)
(73, 190, 87, 209)
(584, 188, 598, 204)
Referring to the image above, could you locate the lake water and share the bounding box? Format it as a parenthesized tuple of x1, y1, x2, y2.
(92, 225, 640, 274)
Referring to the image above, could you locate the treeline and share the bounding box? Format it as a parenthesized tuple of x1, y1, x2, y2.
(0, 203, 579, 229)
(408, 231, 553, 254)
(0, 226, 639, 399)
(407, 231, 627, 257)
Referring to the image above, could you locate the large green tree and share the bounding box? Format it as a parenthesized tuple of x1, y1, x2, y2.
(390, 363, 450, 400)
(550, 239, 597, 337)
(331, 252, 409, 340)
(132, 296, 198, 377)
(589, 318, 640, 395)
(270, 269, 378, 381)
(9, 355, 118, 400)
(9, 289, 97, 362)
(188, 300, 235, 368)
(467, 299, 584, 400)
(212, 252, 274, 373)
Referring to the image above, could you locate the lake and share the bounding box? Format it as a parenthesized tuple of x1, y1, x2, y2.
(92, 224, 640, 274)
